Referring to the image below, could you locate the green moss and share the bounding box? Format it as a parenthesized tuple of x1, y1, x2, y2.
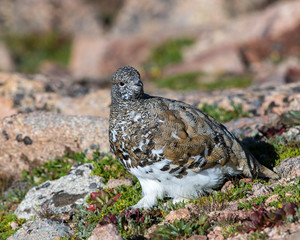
(274, 141, 300, 166)
(204, 74, 252, 91)
(4, 32, 71, 73)
(222, 223, 243, 239)
(22, 152, 89, 186)
(150, 217, 210, 240)
(238, 179, 300, 210)
(91, 153, 134, 184)
(249, 231, 268, 240)
(200, 103, 249, 123)
(147, 37, 195, 69)
(154, 72, 201, 91)
(0, 213, 26, 240)
(193, 180, 253, 213)
(73, 184, 145, 239)
(154, 72, 252, 91)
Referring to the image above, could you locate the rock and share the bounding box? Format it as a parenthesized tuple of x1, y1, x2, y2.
(269, 178, 299, 189)
(264, 194, 281, 206)
(88, 223, 122, 240)
(164, 208, 191, 223)
(145, 224, 162, 239)
(0, 72, 45, 111)
(221, 180, 235, 192)
(252, 183, 273, 197)
(0, 72, 113, 118)
(223, 0, 281, 16)
(215, 235, 225, 240)
(69, 34, 153, 79)
(175, 0, 300, 75)
(288, 231, 300, 240)
(0, 42, 14, 71)
(57, 89, 111, 118)
(0, 0, 103, 35)
(10, 221, 19, 231)
(185, 203, 200, 215)
(208, 210, 250, 222)
(0, 96, 16, 119)
(274, 156, 300, 179)
(113, 0, 229, 35)
(213, 226, 223, 235)
(187, 235, 208, 240)
(14, 163, 105, 220)
(113, 0, 278, 36)
(0, 112, 109, 186)
(8, 218, 71, 240)
(69, 35, 109, 79)
(106, 179, 133, 189)
(165, 46, 245, 75)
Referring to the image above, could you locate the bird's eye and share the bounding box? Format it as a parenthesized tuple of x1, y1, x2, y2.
(119, 82, 125, 86)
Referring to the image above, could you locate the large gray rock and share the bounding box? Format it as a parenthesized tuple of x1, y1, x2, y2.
(0, 112, 109, 185)
(14, 163, 105, 220)
(8, 218, 71, 240)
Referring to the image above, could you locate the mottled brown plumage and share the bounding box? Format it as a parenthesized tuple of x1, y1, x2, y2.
(109, 66, 278, 209)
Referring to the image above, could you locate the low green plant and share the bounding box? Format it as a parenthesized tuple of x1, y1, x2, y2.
(0, 213, 26, 240)
(4, 32, 71, 73)
(73, 183, 171, 239)
(154, 72, 202, 90)
(249, 231, 269, 240)
(22, 152, 89, 186)
(150, 217, 210, 240)
(153, 72, 252, 91)
(193, 180, 253, 214)
(238, 202, 299, 233)
(238, 179, 300, 210)
(200, 102, 249, 123)
(222, 223, 243, 238)
(274, 141, 300, 166)
(146, 37, 195, 70)
(91, 153, 134, 184)
(205, 74, 252, 91)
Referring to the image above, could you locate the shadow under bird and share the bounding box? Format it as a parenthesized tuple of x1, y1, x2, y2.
(109, 66, 278, 209)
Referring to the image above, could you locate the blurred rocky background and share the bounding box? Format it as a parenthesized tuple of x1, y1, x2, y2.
(1, 0, 300, 184)
(0, 0, 300, 87)
(1, 1, 300, 239)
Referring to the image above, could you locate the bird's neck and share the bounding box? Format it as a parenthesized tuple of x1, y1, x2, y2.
(110, 98, 142, 114)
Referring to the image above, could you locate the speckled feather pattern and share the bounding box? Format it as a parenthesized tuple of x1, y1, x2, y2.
(109, 66, 278, 208)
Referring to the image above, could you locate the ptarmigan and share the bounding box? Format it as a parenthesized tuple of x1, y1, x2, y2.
(109, 66, 278, 209)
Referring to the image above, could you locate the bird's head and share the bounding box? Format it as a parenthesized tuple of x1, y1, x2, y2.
(111, 66, 144, 103)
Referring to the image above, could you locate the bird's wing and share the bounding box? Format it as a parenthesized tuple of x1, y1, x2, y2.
(147, 98, 246, 175)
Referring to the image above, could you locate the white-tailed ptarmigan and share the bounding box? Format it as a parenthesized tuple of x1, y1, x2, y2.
(109, 66, 278, 209)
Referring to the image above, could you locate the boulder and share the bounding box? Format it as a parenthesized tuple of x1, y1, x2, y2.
(0, 112, 109, 185)
(14, 163, 105, 220)
(8, 218, 72, 240)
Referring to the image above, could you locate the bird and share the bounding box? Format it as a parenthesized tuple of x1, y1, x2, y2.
(109, 66, 278, 209)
